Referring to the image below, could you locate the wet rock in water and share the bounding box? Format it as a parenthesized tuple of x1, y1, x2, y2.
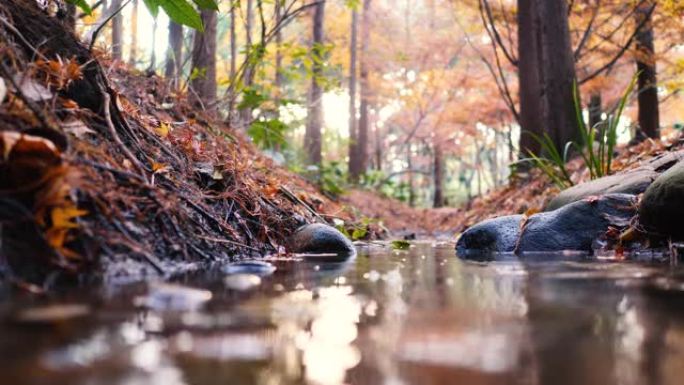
(135, 283, 212, 312)
(518, 193, 636, 252)
(639, 161, 684, 239)
(456, 194, 637, 258)
(546, 151, 684, 211)
(222, 260, 276, 276)
(455, 215, 523, 255)
(290, 223, 355, 259)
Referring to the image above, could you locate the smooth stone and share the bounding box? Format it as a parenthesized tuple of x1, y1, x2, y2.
(546, 151, 684, 211)
(222, 260, 276, 276)
(639, 161, 684, 238)
(290, 223, 355, 258)
(518, 193, 637, 252)
(456, 194, 637, 258)
(455, 215, 523, 255)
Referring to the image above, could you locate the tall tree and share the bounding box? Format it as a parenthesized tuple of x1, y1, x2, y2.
(433, 141, 445, 207)
(635, 0, 660, 139)
(128, 0, 139, 66)
(228, 2, 237, 123)
(538, 0, 581, 152)
(357, 0, 372, 173)
(111, 0, 123, 60)
(516, 0, 543, 156)
(304, 1, 326, 165)
(348, 8, 360, 182)
(165, 21, 183, 87)
(190, 9, 218, 113)
(240, 0, 255, 126)
(274, 0, 284, 116)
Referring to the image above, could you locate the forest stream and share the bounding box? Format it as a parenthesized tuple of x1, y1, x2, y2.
(2, 242, 684, 385)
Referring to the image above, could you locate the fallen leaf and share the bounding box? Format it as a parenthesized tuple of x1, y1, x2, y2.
(0, 77, 6, 103)
(60, 118, 95, 138)
(50, 205, 88, 229)
(156, 122, 170, 137)
(13, 73, 52, 101)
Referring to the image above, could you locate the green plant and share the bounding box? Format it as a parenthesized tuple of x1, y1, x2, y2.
(573, 74, 637, 179)
(519, 72, 638, 189)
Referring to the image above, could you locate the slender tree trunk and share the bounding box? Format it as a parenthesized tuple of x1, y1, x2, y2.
(273, 0, 284, 150)
(128, 0, 139, 66)
(588, 92, 602, 129)
(111, 0, 123, 60)
(538, 0, 581, 152)
(228, 3, 237, 123)
(374, 121, 382, 171)
(165, 21, 183, 87)
(240, 0, 254, 126)
(148, 16, 158, 71)
(407, 146, 415, 207)
(304, 1, 326, 165)
(635, 1, 660, 139)
(357, 0, 372, 173)
(517, 0, 543, 156)
(190, 9, 218, 114)
(348, 9, 360, 182)
(433, 142, 444, 208)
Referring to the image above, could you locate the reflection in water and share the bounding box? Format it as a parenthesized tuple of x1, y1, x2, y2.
(2, 243, 684, 385)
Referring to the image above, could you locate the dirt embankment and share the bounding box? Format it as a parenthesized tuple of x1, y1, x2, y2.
(0, 0, 352, 288)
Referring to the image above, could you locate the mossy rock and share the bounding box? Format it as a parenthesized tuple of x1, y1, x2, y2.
(639, 161, 684, 238)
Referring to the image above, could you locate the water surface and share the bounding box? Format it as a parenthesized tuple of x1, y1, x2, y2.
(2, 242, 684, 385)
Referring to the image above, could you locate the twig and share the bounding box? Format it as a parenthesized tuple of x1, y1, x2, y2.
(87, 0, 131, 52)
(279, 185, 326, 223)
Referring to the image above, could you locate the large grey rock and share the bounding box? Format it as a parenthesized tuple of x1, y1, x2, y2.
(456, 194, 637, 258)
(455, 215, 522, 255)
(518, 194, 637, 252)
(290, 223, 355, 257)
(639, 161, 684, 239)
(546, 151, 684, 211)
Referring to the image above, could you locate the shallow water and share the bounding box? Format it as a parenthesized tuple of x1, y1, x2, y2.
(2, 242, 684, 385)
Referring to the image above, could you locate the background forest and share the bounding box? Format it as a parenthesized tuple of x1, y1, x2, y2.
(66, 0, 684, 208)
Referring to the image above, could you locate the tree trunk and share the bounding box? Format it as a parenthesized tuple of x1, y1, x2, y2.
(304, 1, 326, 165)
(128, 0, 138, 67)
(374, 121, 382, 171)
(517, 0, 543, 156)
(240, 0, 254, 126)
(165, 21, 183, 87)
(538, 0, 581, 153)
(274, 0, 283, 111)
(357, 0, 372, 174)
(407, 146, 415, 207)
(110, 0, 123, 60)
(148, 16, 157, 71)
(588, 92, 602, 129)
(348, 9, 360, 182)
(635, 1, 660, 139)
(433, 142, 444, 208)
(228, 3, 237, 123)
(190, 9, 217, 114)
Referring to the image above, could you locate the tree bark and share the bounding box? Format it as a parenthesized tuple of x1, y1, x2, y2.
(357, 0, 372, 174)
(274, 0, 283, 112)
(538, 0, 581, 153)
(304, 1, 326, 165)
(228, 3, 237, 123)
(348, 9, 360, 182)
(517, 0, 543, 156)
(110, 0, 123, 60)
(128, 0, 138, 67)
(635, 1, 660, 139)
(190, 9, 217, 114)
(433, 142, 444, 208)
(240, 0, 255, 126)
(165, 21, 183, 87)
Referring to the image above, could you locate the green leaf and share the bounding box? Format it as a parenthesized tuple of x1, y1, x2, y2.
(351, 227, 367, 241)
(67, 0, 92, 14)
(160, 0, 204, 31)
(391, 240, 411, 251)
(192, 0, 219, 10)
(142, 0, 160, 17)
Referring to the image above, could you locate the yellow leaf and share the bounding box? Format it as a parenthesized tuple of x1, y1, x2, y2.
(50, 205, 88, 229)
(156, 122, 170, 137)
